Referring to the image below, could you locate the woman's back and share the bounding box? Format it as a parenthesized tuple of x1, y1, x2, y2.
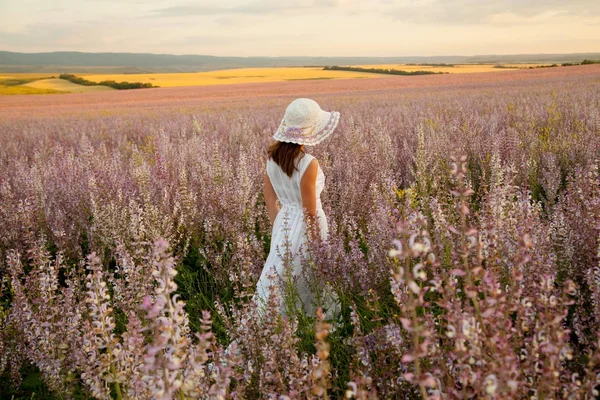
(266, 153, 325, 210)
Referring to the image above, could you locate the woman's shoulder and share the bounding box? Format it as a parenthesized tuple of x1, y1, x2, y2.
(301, 152, 315, 162)
(298, 153, 319, 177)
(297, 153, 316, 168)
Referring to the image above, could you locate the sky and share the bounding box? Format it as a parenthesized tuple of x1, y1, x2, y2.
(1, 0, 599, 57)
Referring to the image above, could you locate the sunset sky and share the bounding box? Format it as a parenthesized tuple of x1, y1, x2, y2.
(1, 0, 599, 56)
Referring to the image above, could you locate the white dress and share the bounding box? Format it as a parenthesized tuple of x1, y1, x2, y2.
(254, 153, 330, 316)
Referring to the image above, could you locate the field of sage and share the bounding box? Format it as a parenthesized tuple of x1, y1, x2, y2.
(1, 72, 599, 399)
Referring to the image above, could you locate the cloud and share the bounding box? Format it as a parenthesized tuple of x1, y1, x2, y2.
(151, 0, 600, 20)
(164, 33, 265, 45)
(0, 18, 165, 51)
(152, 0, 352, 17)
(382, 0, 600, 25)
(486, 10, 566, 26)
(0, 23, 81, 47)
(147, 0, 600, 30)
(0, 0, 598, 55)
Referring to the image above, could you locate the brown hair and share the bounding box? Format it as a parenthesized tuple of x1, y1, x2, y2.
(267, 141, 305, 178)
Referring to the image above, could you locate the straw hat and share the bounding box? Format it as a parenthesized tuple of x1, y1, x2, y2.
(273, 98, 340, 146)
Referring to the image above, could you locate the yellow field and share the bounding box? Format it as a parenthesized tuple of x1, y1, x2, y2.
(0, 74, 65, 95)
(82, 64, 552, 88)
(23, 78, 115, 93)
(82, 67, 377, 88)
(0, 85, 65, 95)
(0, 63, 555, 95)
(0, 74, 115, 95)
(0, 73, 56, 81)
(348, 63, 550, 74)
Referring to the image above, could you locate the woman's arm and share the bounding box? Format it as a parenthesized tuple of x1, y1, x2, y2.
(301, 159, 320, 242)
(264, 173, 279, 226)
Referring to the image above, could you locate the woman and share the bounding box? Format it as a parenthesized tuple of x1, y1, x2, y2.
(254, 98, 340, 317)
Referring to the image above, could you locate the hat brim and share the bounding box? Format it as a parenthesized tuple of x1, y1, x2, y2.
(273, 110, 340, 146)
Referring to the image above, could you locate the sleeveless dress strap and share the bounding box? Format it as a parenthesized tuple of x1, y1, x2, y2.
(297, 154, 314, 180)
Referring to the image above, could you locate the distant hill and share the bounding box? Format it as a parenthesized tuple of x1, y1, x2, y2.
(464, 53, 600, 64)
(0, 51, 599, 73)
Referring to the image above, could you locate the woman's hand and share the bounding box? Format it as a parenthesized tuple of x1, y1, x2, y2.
(301, 159, 320, 242)
(264, 173, 279, 226)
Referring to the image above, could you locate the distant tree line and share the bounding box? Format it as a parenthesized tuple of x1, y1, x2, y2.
(562, 60, 599, 67)
(405, 63, 455, 67)
(59, 74, 158, 89)
(494, 64, 560, 69)
(527, 64, 558, 69)
(494, 61, 599, 69)
(323, 66, 446, 76)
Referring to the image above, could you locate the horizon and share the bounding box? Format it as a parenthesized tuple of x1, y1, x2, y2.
(2, 50, 600, 59)
(1, 1, 599, 57)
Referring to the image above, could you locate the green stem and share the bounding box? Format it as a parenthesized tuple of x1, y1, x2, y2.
(110, 363, 123, 400)
(405, 252, 428, 400)
(411, 304, 428, 399)
(93, 272, 122, 400)
(460, 206, 487, 337)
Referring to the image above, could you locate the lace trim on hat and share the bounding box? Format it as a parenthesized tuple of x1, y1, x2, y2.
(315, 112, 338, 138)
(273, 111, 339, 145)
(278, 112, 336, 141)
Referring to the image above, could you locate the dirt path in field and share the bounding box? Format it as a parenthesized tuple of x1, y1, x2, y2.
(1, 65, 599, 118)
